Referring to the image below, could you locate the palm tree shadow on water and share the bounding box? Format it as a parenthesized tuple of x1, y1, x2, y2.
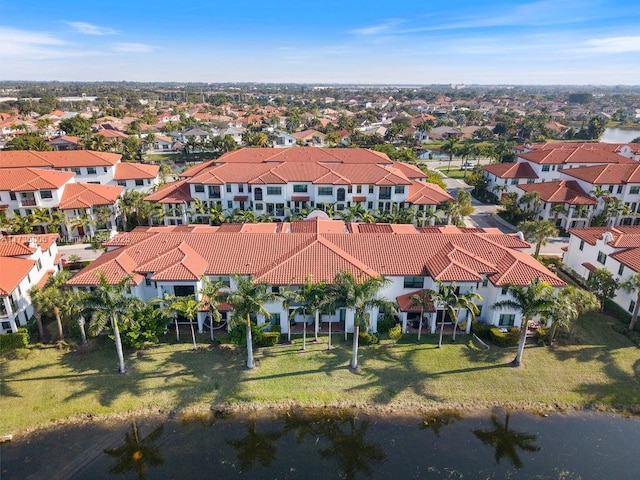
(104, 421, 165, 480)
(471, 409, 540, 469)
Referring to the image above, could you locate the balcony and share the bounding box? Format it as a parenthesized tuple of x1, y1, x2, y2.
(20, 199, 37, 207)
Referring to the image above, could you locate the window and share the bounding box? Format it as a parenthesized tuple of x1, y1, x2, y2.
(356, 185, 362, 194)
(541, 165, 550, 172)
(293, 184, 308, 193)
(174, 285, 195, 297)
(145, 276, 151, 286)
(511, 179, 519, 185)
(617, 185, 623, 194)
(194, 184, 204, 193)
(103, 167, 108, 173)
(135, 179, 144, 186)
(318, 187, 333, 196)
(0, 301, 6, 317)
(369, 185, 374, 194)
(597, 251, 606, 264)
(618, 264, 625, 276)
(630, 300, 637, 314)
(117, 180, 127, 187)
(87, 167, 97, 175)
(270, 312, 281, 326)
(394, 186, 405, 194)
(71, 167, 81, 175)
(403, 276, 423, 288)
(238, 184, 244, 193)
(379, 187, 391, 199)
(255, 202, 263, 210)
(630, 186, 640, 195)
(209, 275, 230, 287)
(41, 190, 53, 199)
(1, 321, 10, 330)
(226, 184, 232, 193)
(227, 201, 233, 209)
(482, 278, 488, 287)
(266, 186, 282, 195)
(9, 192, 16, 201)
(367, 202, 373, 209)
(271, 286, 280, 293)
(579, 240, 585, 251)
(36, 259, 42, 271)
(208, 185, 221, 199)
(498, 314, 516, 327)
(501, 286, 509, 295)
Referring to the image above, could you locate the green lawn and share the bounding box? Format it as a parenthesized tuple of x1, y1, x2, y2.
(435, 166, 475, 180)
(1, 313, 639, 434)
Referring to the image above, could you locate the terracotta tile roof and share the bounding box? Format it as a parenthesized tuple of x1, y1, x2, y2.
(569, 226, 640, 272)
(518, 144, 635, 165)
(611, 248, 640, 272)
(96, 129, 129, 139)
(0, 150, 121, 168)
(567, 226, 614, 246)
(517, 180, 596, 205)
(582, 262, 598, 272)
(58, 183, 123, 209)
(144, 179, 192, 204)
(113, 162, 159, 180)
(0, 167, 74, 191)
(483, 162, 538, 179)
(67, 220, 563, 288)
(562, 163, 640, 185)
(406, 180, 453, 205)
(396, 289, 435, 313)
(0, 234, 58, 256)
(0, 257, 35, 295)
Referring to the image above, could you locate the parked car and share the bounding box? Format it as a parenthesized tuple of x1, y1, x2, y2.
(462, 161, 473, 169)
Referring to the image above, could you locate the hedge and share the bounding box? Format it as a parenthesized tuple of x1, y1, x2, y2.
(0, 328, 30, 354)
(358, 330, 379, 345)
(258, 331, 281, 347)
(471, 322, 520, 347)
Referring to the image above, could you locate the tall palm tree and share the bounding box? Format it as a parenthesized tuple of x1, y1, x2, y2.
(452, 291, 482, 342)
(408, 290, 434, 341)
(199, 277, 225, 341)
(493, 278, 555, 366)
(61, 288, 91, 345)
(84, 273, 139, 373)
(28, 285, 47, 340)
(549, 286, 599, 343)
(222, 275, 279, 369)
(621, 272, 640, 331)
(327, 271, 387, 369)
(287, 278, 327, 349)
(516, 219, 559, 258)
(441, 137, 460, 173)
(165, 294, 202, 350)
(431, 282, 461, 349)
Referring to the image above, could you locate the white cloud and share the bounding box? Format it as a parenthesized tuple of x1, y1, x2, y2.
(351, 18, 404, 36)
(113, 42, 154, 53)
(579, 36, 640, 53)
(65, 21, 117, 35)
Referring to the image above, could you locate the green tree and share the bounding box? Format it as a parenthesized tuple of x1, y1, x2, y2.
(165, 294, 202, 350)
(493, 278, 555, 366)
(516, 219, 559, 258)
(621, 272, 640, 331)
(199, 277, 225, 341)
(59, 115, 92, 136)
(441, 137, 460, 173)
(84, 273, 140, 373)
(549, 287, 599, 343)
(222, 275, 279, 369)
(328, 272, 387, 369)
(408, 289, 433, 341)
(586, 267, 619, 312)
(5, 134, 52, 151)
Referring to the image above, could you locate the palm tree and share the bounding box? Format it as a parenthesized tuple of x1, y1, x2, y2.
(84, 273, 139, 373)
(518, 192, 542, 221)
(431, 282, 461, 349)
(621, 272, 640, 331)
(441, 137, 460, 173)
(37, 271, 73, 341)
(61, 288, 91, 345)
(408, 290, 434, 341)
(28, 285, 47, 340)
(549, 287, 599, 343)
(452, 290, 482, 342)
(165, 294, 202, 350)
(287, 278, 327, 350)
(222, 275, 279, 369)
(550, 203, 567, 226)
(199, 277, 224, 341)
(516, 219, 559, 258)
(493, 278, 555, 366)
(327, 271, 387, 369)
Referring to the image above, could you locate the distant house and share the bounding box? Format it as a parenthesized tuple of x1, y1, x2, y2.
(292, 129, 328, 147)
(50, 135, 80, 151)
(271, 130, 297, 148)
(428, 126, 463, 140)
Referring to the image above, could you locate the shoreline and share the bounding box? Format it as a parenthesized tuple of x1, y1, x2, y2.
(11, 399, 640, 439)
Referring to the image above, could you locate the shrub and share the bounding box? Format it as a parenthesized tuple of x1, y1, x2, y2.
(388, 324, 402, 342)
(358, 330, 379, 345)
(489, 326, 521, 347)
(0, 328, 30, 354)
(377, 317, 395, 334)
(266, 324, 282, 333)
(258, 331, 281, 347)
(534, 327, 551, 345)
(228, 321, 265, 347)
(471, 321, 493, 340)
(604, 299, 632, 325)
(116, 304, 169, 348)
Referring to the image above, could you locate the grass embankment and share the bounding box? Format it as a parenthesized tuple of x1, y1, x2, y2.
(1, 313, 638, 434)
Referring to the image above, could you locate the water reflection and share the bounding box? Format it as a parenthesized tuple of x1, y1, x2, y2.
(420, 410, 463, 437)
(471, 410, 540, 469)
(226, 419, 284, 472)
(104, 421, 164, 479)
(283, 410, 386, 480)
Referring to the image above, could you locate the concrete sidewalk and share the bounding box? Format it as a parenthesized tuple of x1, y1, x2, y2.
(58, 244, 103, 262)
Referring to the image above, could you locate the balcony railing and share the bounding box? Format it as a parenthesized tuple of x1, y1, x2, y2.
(20, 199, 37, 207)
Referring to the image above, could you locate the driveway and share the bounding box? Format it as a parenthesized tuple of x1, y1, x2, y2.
(58, 244, 104, 262)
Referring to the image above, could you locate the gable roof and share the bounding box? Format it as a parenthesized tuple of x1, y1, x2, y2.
(562, 163, 640, 185)
(0, 150, 121, 168)
(113, 162, 160, 180)
(58, 183, 123, 209)
(0, 257, 35, 295)
(483, 162, 538, 179)
(518, 144, 635, 165)
(68, 219, 562, 288)
(517, 180, 597, 205)
(568, 226, 640, 272)
(0, 167, 74, 191)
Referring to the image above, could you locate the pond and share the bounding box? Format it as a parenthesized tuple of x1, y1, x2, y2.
(601, 127, 640, 144)
(2, 408, 640, 479)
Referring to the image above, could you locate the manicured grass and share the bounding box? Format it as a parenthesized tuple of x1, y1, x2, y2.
(1, 313, 638, 434)
(435, 166, 474, 180)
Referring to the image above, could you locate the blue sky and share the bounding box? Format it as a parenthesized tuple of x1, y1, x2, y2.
(1, 0, 640, 85)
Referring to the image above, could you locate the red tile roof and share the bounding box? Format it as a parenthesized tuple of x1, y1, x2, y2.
(113, 162, 159, 180)
(0, 257, 36, 295)
(68, 219, 563, 287)
(569, 226, 640, 272)
(396, 289, 435, 313)
(406, 180, 453, 205)
(0, 167, 74, 191)
(562, 163, 640, 185)
(0, 234, 58, 256)
(483, 162, 538, 179)
(59, 183, 123, 209)
(518, 144, 635, 165)
(0, 150, 121, 168)
(144, 179, 192, 204)
(517, 180, 596, 205)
